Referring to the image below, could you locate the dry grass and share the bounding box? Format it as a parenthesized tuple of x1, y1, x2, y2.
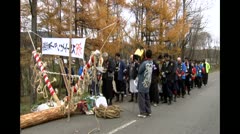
(20, 88, 68, 115)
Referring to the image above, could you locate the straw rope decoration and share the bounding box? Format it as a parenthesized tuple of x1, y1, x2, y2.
(72, 53, 94, 93)
(32, 50, 60, 105)
(28, 19, 119, 98)
(22, 19, 123, 130)
(31, 59, 58, 100)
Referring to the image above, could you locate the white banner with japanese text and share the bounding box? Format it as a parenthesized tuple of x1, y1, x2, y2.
(42, 38, 86, 59)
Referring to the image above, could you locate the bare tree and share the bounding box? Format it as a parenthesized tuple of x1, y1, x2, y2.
(178, 0, 210, 59)
(187, 13, 205, 59)
(29, 0, 38, 105)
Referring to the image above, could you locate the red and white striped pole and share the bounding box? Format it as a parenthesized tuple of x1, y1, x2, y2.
(32, 50, 61, 105)
(73, 55, 95, 92)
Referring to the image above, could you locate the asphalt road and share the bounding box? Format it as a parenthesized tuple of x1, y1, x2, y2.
(21, 71, 220, 134)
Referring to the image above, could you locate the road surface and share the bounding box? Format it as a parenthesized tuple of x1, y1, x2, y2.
(21, 71, 220, 134)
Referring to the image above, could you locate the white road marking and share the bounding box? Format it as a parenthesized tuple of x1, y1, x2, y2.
(108, 120, 136, 134)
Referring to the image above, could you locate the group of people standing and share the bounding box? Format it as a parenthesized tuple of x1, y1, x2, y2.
(77, 49, 211, 118)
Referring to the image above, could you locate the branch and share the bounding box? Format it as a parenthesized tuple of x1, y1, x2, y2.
(29, 0, 33, 15)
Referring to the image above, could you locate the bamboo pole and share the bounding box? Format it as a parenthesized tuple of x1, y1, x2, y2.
(67, 0, 73, 121)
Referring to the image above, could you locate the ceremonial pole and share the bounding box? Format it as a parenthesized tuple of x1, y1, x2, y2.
(28, 31, 61, 106)
(32, 50, 61, 105)
(67, 0, 73, 121)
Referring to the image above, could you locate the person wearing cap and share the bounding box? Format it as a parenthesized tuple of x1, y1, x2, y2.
(101, 52, 115, 105)
(136, 49, 154, 118)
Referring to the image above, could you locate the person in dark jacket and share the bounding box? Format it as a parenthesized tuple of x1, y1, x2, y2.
(101, 52, 115, 105)
(184, 57, 192, 95)
(157, 54, 164, 102)
(149, 60, 160, 106)
(161, 53, 175, 105)
(170, 55, 178, 102)
(128, 54, 139, 102)
(114, 53, 127, 102)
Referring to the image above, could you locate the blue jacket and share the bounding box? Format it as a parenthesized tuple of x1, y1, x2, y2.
(181, 62, 187, 79)
(196, 64, 203, 77)
(176, 62, 186, 80)
(78, 66, 83, 76)
(117, 60, 126, 81)
(137, 59, 153, 93)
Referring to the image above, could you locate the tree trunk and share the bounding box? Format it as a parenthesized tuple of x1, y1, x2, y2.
(29, 0, 38, 105)
(180, 0, 186, 59)
(74, 0, 77, 36)
(180, 39, 187, 60)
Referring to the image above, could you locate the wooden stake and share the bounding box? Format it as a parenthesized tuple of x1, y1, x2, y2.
(67, 0, 73, 122)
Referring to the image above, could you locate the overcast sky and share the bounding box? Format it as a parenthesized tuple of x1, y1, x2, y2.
(202, 0, 220, 42)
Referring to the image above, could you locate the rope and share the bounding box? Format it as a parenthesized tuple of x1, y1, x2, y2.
(94, 104, 122, 119)
(41, 84, 49, 99)
(87, 108, 101, 134)
(60, 96, 78, 115)
(29, 21, 118, 40)
(44, 70, 80, 78)
(32, 64, 49, 99)
(29, 57, 80, 78)
(85, 21, 118, 39)
(32, 61, 58, 100)
(29, 30, 42, 38)
(100, 22, 118, 51)
(28, 31, 36, 50)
